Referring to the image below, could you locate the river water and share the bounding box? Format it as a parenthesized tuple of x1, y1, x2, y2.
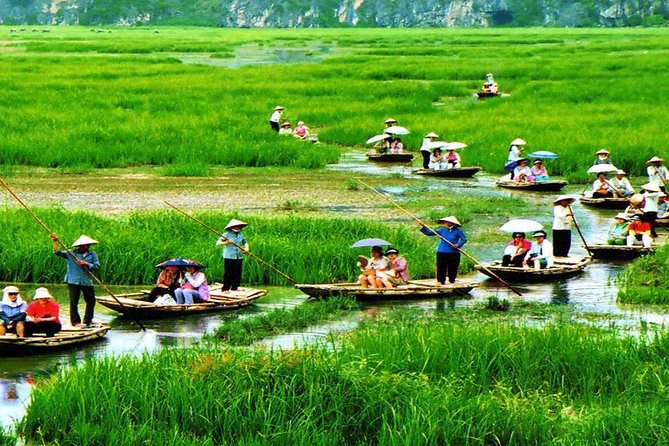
(2, 151, 668, 431)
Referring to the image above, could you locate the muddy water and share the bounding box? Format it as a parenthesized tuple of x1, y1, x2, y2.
(178, 43, 334, 68)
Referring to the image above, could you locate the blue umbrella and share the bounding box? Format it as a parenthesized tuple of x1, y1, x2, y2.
(156, 258, 205, 269)
(350, 238, 392, 248)
(528, 151, 559, 159)
(504, 160, 518, 172)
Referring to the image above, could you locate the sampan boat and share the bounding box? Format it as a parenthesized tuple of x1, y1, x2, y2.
(587, 244, 654, 260)
(657, 217, 669, 228)
(476, 91, 501, 99)
(412, 167, 482, 178)
(96, 285, 266, 319)
(295, 279, 478, 300)
(475, 256, 591, 282)
(579, 195, 629, 209)
(0, 325, 110, 356)
(495, 178, 568, 192)
(366, 152, 414, 163)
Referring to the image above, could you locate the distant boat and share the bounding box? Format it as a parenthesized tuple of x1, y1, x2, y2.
(476, 91, 501, 99)
(588, 244, 654, 260)
(366, 152, 414, 163)
(579, 195, 629, 209)
(295, 279, 478, 300)
(412, 167, 482, 178)
(476, 256, 591, 281)
(656, 217, 669, 227)
(496, 178, 568, 192)
(0, 325, 110, 357)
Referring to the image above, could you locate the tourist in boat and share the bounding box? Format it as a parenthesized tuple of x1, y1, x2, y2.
(443, 147, 461, 169)
(607, 213, 630, 246)
(390, 137, 404, 154)
(553, 195, 575, 257)
(482, 73, 498, 93)
(216, 219, 249, 292)
(0, 286, 27, 337)
(293, 121, 310, 140)
(269, 106, 284, 132)
(531, 159, 550, 182)
(420, 216, 466, 285)
(505, 138, 526, 177)
(428, 148, 444, 170)
(626, 215, 653, 248)
(502, 232, 531, 267)
(51, 233, 99, 329)
(513, 159, 533, 182)
(658, 193, 669, 219)
(646, 156, 668, 192)
(591, 172, 615, 198)
(149, 266, 180, 302)
(624, 194, 645, 217)
(523, 230, 554, 270)
(377, 248, 410, 289)
(610, 170, 635, 198)
(383, 118, 397, 132)
(174, 266, 210, 304)
(358, 246, 389, 288)
(420, 132, 438, 169)
(640, 183, 661, 237)
(24, 287, 61, 337)
(592, 149, 612, 166)
(278, 122, 292, 135)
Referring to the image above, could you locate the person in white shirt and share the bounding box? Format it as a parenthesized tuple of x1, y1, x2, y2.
(420, 132, 438, 169)
(269, 106, 284, 132)
(505, 138, 526, 178)
(646, 156, 668, 191)
(641, 183, 661, 237)
(609, 170, 634, 197)
(523, 230, 554, 270)
(482, 73, 498, 94)
(552, 195, 575, 257)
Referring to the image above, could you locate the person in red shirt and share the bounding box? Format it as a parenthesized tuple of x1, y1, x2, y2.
(24, 287, 61, 337)
(626, 215, 653, 248)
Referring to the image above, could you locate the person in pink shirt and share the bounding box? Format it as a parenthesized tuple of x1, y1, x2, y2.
(502, 232, 531, 267)
(24, 287, 61, 337)
(377, 248, 410, 289)
(174, 266, 210, 304)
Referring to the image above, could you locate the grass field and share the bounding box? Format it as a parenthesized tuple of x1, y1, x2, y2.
(617, 245, 669, 304)
(1, 27, 668, 179)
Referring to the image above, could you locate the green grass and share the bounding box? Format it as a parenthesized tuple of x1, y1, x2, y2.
(617, 245, 669, 304)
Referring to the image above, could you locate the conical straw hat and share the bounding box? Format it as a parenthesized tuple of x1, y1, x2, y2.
(646, 156, 665, 164)
(510, 138, 527, 146)
(553, 195, 576, 205)
(595, 149, 610, 155)
(225, 219, 248, 230)
(438, 216, 461, 226)
(72, 235, 99, 247)
(384, 118, 397, 124)
(641, 183, 661, 192)
(274, 106, 284, 111)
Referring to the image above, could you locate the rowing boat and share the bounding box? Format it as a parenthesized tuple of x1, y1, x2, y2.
(588, 244, 654, 260)
(412, 167, 482, 178)
(475, 256, 591, 281)
(0, 325, 110, 356)
(295, 279, 478, 300)
(579, 195, 629, 209)
(496, 178, 568, 192)
(476, 91, 501, 99)
(96, 285, 266, 319)
(657, 218, 669, 227)
(366, 153, 414, 163)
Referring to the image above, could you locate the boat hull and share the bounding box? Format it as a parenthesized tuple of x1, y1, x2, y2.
(295, 279, 478, 300)
(588, 244, 654, 260)
(475, 257, 591, 282)
(496, 179, 568, 192)
(476, 91, 500, 99)
(0, 325, 110, 356)
(412, 167, 482, 178)
(366, 153, 414, 163)
(579, 196, 629, 209)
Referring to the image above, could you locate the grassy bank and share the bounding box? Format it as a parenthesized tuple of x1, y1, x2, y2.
(19, 309, 669, 445)
(1, 27, 668, 178)
(617, 245, 669, 304)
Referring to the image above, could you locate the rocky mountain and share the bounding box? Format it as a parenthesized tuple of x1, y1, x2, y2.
(1, 0, 668, 27)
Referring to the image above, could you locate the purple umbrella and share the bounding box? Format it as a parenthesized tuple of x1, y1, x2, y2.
(350, 238, 392, 248)
(156, 258, 205, 269)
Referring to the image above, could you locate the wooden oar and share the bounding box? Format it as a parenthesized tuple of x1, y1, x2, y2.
(163, 201, 297, 285)
(0, 178, 146, 331)
(358, 180, 523, 296)
(566, 204, 591, 257)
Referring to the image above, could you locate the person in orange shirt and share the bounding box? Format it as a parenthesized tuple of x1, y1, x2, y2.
(626, 215, 653, 248)
(24, 287, 62, 337)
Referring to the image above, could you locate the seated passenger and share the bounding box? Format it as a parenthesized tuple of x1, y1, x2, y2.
(377, 248, 409, 289)
(610, 170, 634, 197)
(443, 148, 461, 169)
(502, 232, 531, 267)
(530, 159, 550, 181)
(523, 230, 554, 270)
(174, 266, 210, 304)
(624, 193, 644, 217)
(607, 213, 630, 245)
(0, 286, 27, 337)
(626, 215, 653, 248)
(658, 193, 669, 218)
(390, 138, 404, 154)
(482, 73, 498, 93)
(358, 246, 389, 289)
(293, 121, 310, 140)
(24, 287, 62, 337)
(513, 159, 534, 182)
(278, 122, 292, 135)
(428, 148, 444, 170)
(592, 172, 614, 198)
(149, 266, 180, 302)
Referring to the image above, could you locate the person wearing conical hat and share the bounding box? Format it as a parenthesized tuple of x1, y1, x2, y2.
(383, 118, 397, 130)
(278, 122, 292, 136)
(420, 132, 439, 169)
(646, 156, 668, 192)
(0, 285, 27, 337)
(505, 138, 526, 178)
(482, 73, 498, 94)
(50, 233, 100, 328)
(215, 219, 249, 292)
(419, 216, 467, 285)
(552, 195, 575, 257)
(640, 183, 662, 237)
(593, 149, 612, 166)
(269, 106, 284, 132)
(24, 287, 62, 337)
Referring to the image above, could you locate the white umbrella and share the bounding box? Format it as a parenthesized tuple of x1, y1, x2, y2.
(384, 126, 410, 135)
(498, 219, 543, 233)
(444, 142, 468, 150)
(427, 141, 449, 149)
(587, 164, 618, 174)
(366, 134, 391, 145)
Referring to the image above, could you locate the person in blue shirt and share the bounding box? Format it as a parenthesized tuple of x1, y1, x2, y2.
(420, 216, 467, 285)
(0, 285, 27, 336)
(50, 233, 100, 328)
(216, 219, 249, 292)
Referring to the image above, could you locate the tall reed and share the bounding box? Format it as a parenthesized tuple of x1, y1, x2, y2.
(617, 245, 669, 304)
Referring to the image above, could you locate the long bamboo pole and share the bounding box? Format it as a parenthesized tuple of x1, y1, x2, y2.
(163, 201, 297, 285)
(357, 180, 523, 296)
(0, 178, 146, 331)
(566, 204, 591, 257)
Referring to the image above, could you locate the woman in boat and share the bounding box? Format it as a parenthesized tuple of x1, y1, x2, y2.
(513, 159, 533, 182)
(377, 247, 410, 289)
(640, 183, 661, 237)
(24, 287, 61, 337)
(269, 106, 284, 132)
(607, 213, 630, 246)
(592, 149, 612, 166)
(51, 233, 99, 329)
(646, 156, 668, 192)
(626, 215, 653, 248)
(553, 195, 575, 257)
(428, 148, 444, 170)
(420, 216, 466, 285)
(149, 266, 180, 302)
(624, 194, 645, 217)
(174, 266, 210, 304)
(443, 147, 461, 169)
(482, 73, 498, 93)
(523, 230, 554, 270)
(610, 170, 634, 198)
(278, 122, 292, 135)
(0, 286, 27, 337)
(390, 137, 404, 154)
(505, 138, 526, 178)
(592, 172, 614, 198)
(216, 219, 249, 292)
(502, 232, 531, 267)
(420, 132, 439, 169)
(658, 193, 669, 218)
(358, 246, 389, 288)
(531, 159, 550, 182)
(293, 121, 310, 140)
(383, 118, 397, 132)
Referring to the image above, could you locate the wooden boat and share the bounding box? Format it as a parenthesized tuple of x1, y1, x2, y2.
(366, 152, 414, 163)
(0, 325, 110, 356)
(295, 279, 478, 300)
(657, 217, 669, 228)
(96, 285, 266, 319)
(495, 178, 568, 192)
(476, 91, 501, 99)
(587, 244, 654, 260)
(579, 195, 629, 209)
(412, 167, 482, 178)
(475, 256, 591, 281)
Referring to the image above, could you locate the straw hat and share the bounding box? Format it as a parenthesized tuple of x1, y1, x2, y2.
(72, 235, 98, 247)
(595, 149, 610, 156)
(385, 247, 399, 255)
(659, 192, 668, 198)
(629, 194, 644, 205)
(533, 159, 542, 165)
(438, 216, 461, 226)
(510, 138, 527, 146)
(616, 169, 626, 175)
(274, 106, 284, 111)
(641, 183, 661, 192)
(224, 219, 248, 230)
(3, 285, 19, 294)
(425, 132, 439, 138)
(532, 230, 547, 238)
(297, 121, 304, 126)
(281, 122, 291, 127)
(553, 195, 575, 205)
(646, 156, 665, 164)
(486, 73, 494, 77)
(614, 213, 630, 221)
(33, 287, 53, 299)
(384, 118, 397, 124)
(517, 158, 529, 164)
